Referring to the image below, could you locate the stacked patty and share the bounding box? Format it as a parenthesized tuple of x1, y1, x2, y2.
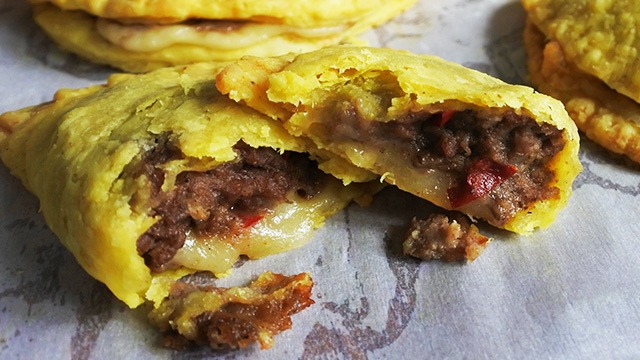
(29, 0, 418, 72)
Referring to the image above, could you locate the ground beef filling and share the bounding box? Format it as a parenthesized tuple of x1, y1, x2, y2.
(332, 104, 566, 224)
(403, 212, 490, 262)
(136, 141, 324, 273)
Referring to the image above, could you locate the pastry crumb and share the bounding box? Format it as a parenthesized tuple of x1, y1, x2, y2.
(148, 271, 314, 350)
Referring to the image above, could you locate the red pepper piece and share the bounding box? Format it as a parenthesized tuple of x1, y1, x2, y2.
(240, 214, 264, 228)
(436, 109, 456, 127)
(447, 159, 517, 208)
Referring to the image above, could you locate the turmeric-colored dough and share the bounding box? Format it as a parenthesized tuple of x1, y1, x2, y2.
(0, 62, 373, 308)
(29, 0, 417, 72)
(522, 0, 640, 164)
(524, 20, 640, 164)
(29, 0, 412, 27)
(216, 46, 582, 234)
(522, 0, 640, 103)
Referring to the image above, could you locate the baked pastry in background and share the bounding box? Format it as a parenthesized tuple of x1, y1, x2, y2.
(522, 0, 640, 163)
(0, 62, 375, 309)
(217, 46, 582, 235)
(28, 0, 418, 72)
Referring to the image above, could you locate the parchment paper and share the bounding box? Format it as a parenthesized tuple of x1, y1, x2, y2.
(1, 0, 639, 359)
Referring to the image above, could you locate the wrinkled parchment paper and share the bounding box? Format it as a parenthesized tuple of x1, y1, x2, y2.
(1, 0, 639, 359)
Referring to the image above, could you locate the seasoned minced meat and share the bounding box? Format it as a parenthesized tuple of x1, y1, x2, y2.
(331, 105, 566, 225)
(148, 271, 314, 350)
(403, 212, 490, 262)
(136, 140, 324, 272)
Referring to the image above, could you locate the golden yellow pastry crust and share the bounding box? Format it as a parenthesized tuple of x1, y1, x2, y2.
(31, 4, 335, 72)
(522, 0, 640, 103)
(30, 0, 413, 27)
(524, 20, 640, 164)
(32, 1, 417, 72)
(217, 46, 582, 234)
(0, 62, 372, 308)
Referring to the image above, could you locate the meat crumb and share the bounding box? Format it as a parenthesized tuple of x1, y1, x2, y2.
(403, 213, 491, 262)
(148, 271, 314, 351)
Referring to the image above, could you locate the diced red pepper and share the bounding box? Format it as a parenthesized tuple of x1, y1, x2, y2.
(447, 159, 518, 208)
(240, 214, 264, 228)
(438, 109, 457, 127)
